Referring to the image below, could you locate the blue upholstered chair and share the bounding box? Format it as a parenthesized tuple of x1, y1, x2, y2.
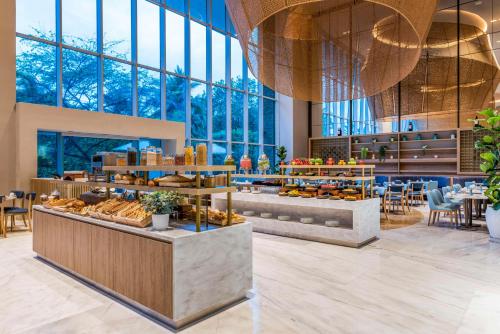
(385, 184, 408, 214)
(427, 189, 461, 226)
(453, 184, 462, 192)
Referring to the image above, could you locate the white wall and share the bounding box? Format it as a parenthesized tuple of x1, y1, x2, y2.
(277, 94, 309, 159)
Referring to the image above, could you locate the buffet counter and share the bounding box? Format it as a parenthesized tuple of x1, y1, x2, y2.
(32, 206, 252, 329)
(212, 193, 380, 247)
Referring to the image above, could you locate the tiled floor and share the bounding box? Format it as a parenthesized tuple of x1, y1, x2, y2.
(1, 208, 500, 334)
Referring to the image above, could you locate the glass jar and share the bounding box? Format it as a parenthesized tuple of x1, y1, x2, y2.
(156, 147, 163, 165)
(175, 154, 185, 165)
(224, 154, 235, 165)
(140, 148, 147, 166)
(184, 146, 194, 166)
(163, 155, 175, 166)
(240, 155, 252, 172)
(146, 146, 157, 166)
(127, 147, 137, 166)
(258, 154, 270, 173)
(196, 143, 207, 165)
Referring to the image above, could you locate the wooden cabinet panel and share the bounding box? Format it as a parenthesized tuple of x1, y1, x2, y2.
(138, 237, 173, 317)
(44, 215, 74, 270)
(73, 221, 92, 278)
(91, 225, 114, 289)
(113, 231, 173, 318)
(32, 210, 46, 256)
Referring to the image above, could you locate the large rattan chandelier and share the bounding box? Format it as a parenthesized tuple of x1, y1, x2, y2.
(225, 0, 438, 102)
(369, 9, 500, 119)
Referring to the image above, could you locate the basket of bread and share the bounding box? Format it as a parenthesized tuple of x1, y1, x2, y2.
(189, 208, 245, 226)
(86, 198, 152, 227)
(157, 174, 195, 187)
(43, 198, 86, 214)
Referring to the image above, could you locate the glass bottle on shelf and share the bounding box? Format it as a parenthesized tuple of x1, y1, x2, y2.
(257, 154, 270, 174)
(224, 154, 235, 165)
(239, 155, 252, 174)
(196, 143, 207, 165)
(127, 147, 137, 166)
(140, 148, 147, 166)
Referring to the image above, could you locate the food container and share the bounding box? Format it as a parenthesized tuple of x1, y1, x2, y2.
(300, 217, 314, 224)
(204, 176, 216, 188)
(325, 220, 340, 227)
(140, 148, 147, 166)
(260, 213, 273, 218)
(127, 147, 137, 166)
(163, 155, 175, 166)
(278, 215, 290, 221)
(184, 146, 194, 166)
(116, 154, 127, 166)
(224, 154, 235, 165)
(175, 154, 185, 165)
(196, 143, 207, 165)
(243, 211, 255, 216)
(147, 146, 157, 166)
(156, 147, 163, 166)
(257, 154, 270, 173)
(240, 155, 252, 172)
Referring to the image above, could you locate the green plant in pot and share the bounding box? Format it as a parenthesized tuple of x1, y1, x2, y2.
(360, 147, 369, 164)
(471, 108, 500, 239)
(141, 191, 183, 230)
(276, 145, 287, 174)
(378, 146, 387, 162)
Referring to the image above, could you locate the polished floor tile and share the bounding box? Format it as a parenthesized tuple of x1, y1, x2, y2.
(1, 208, 499, 333)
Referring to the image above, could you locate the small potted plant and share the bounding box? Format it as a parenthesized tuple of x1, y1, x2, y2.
(372, 138, 377, 144)
(360, 147, 369, 164)
(141, 191, 183, 230)
(472, 108, 499, 240)
(353, 138, 359, 144)
(432, 133, 439, 140)
(378, 146, 387, 162)
(390, 136, 395, 143)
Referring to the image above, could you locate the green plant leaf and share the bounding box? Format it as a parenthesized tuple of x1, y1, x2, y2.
(479, 108, 495, 118)
(480, 152, 496, 162)
(483, 135, 494, 144)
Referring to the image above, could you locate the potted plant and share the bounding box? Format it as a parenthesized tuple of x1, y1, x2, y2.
(372, 138, 377, 144)
(378, 146, 387, 162)
(141, 191, 182, 230)
(390, 136, 395, 143)
(360, 147, 369, 164)
(472, 108, 500, 240)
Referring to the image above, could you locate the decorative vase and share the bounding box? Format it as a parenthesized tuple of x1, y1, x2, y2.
(152, 214, 170, 230)
(486, 208, 500, 241)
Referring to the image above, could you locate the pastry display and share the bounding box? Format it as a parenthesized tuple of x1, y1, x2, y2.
(114, 173, 136, 184)
(196, 143, 208, 165)
(344, 196, 357, 201)
(157, 174, 195, 187)
(134, 177, 146, 185)
(86, 198, 151, 227)
(288, 190, 300, 197)
(190, 208, 245, 226)
(44, 198, 86, 213)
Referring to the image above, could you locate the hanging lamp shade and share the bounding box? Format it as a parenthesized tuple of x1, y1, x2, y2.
(225, 0, 438, 102)
(369, 9, 500, 120)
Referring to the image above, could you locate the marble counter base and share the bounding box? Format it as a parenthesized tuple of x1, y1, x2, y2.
(249, 216, 375, 248)
(32, 208, 253, 329)
(213, 193, 380, 247)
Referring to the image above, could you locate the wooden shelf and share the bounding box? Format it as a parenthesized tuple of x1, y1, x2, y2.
(32, 178, 236, 196)
(351, 141, 396, 145)
(280, 164, 375, 169)
(231, 174, 375, 181)
(399, 158, 457, 163)
(103, 165, 236, 173)
(400, 148, 456, 152)
(362, 159, 399, 164)
(400, 138, 456, 143)
(351, 149, 398, 153)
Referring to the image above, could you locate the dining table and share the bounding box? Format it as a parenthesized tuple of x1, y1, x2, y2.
(446, 188, 488, 229)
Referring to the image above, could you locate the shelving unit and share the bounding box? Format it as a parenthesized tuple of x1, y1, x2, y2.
(101, 165, 236, 232)
(309, 129, 470, 176)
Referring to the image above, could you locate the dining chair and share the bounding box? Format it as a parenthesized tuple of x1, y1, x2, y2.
(4, 191, 30, 232)
(376, 187, 389, 221)
(427, 190, 461, 227)
(408, 182, 424, 206)
(452, 184, 462, 192)
(385, 184, 407, 214)
(0, 195, 6, 238)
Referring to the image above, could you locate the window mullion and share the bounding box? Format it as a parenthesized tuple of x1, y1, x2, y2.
(131, 0, 138, 117)
(97, 0, 104, 112)
(160, 6, 166, 120)
(56, 0, 63, 107)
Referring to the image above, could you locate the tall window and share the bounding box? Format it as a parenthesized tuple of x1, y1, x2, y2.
(17, 0, 277, 165)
